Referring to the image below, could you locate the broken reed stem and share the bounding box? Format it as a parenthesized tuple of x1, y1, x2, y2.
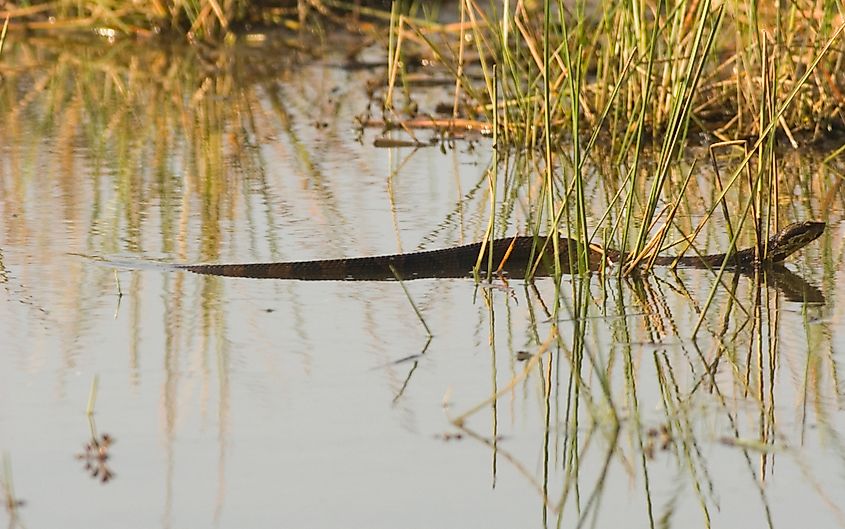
(0, 16, 9, 57)
(86, 374, 99, 416)
(389, 264, 432, 338)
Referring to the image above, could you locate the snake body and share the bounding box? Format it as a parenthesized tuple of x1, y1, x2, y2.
(178, 221, 825, 281)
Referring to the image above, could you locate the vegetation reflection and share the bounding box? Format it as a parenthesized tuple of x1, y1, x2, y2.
(0, 6, 843, 527)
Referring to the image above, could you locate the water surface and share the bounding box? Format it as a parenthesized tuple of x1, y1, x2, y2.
(1, 33, 844, 529)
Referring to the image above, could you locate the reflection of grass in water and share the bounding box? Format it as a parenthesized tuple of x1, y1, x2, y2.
(428, 89, 838, 524)
(2, 454, 24, 527)
(445, 268, 839, 526)
(1, 21, 842, 528)
(0, 36, 345, 261)
(0, 37, 363, 493)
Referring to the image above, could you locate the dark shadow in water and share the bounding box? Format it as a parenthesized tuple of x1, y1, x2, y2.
(765, 265, 825, 303)
(389, 337, 432, 404)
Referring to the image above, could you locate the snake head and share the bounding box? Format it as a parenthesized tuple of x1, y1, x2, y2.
(766, 221, 825, 262)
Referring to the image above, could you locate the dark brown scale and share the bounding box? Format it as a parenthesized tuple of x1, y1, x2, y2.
(178, 221, 825, 281)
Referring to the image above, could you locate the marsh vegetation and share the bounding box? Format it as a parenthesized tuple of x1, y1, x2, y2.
(0, 1, 844, 527)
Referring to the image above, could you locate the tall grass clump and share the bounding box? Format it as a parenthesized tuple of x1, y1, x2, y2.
(383, 0, 842, 283)
(1, 1, 237, 38)
(0, 0, 301, 39)
(0, 0, 441, 39)
(394, 1, 845, 146)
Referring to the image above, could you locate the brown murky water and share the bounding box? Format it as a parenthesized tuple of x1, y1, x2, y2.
(1, 33, 844, 528)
